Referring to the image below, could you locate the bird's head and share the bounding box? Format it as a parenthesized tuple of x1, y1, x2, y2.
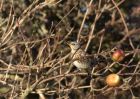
(67, 41, 80, 51)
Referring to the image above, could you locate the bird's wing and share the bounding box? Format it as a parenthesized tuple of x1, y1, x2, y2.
(73, 49, 90, 63)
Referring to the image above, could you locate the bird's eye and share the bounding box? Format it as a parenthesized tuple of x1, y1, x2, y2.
(71, 43, 75, 45)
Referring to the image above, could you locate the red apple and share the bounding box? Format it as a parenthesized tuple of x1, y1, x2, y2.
(112, 49, 125, 62)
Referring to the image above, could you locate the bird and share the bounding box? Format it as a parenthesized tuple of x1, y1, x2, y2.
(67, 41, 92, 74)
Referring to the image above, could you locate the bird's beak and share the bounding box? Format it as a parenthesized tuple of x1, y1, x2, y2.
(66, 41, 70, 46)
